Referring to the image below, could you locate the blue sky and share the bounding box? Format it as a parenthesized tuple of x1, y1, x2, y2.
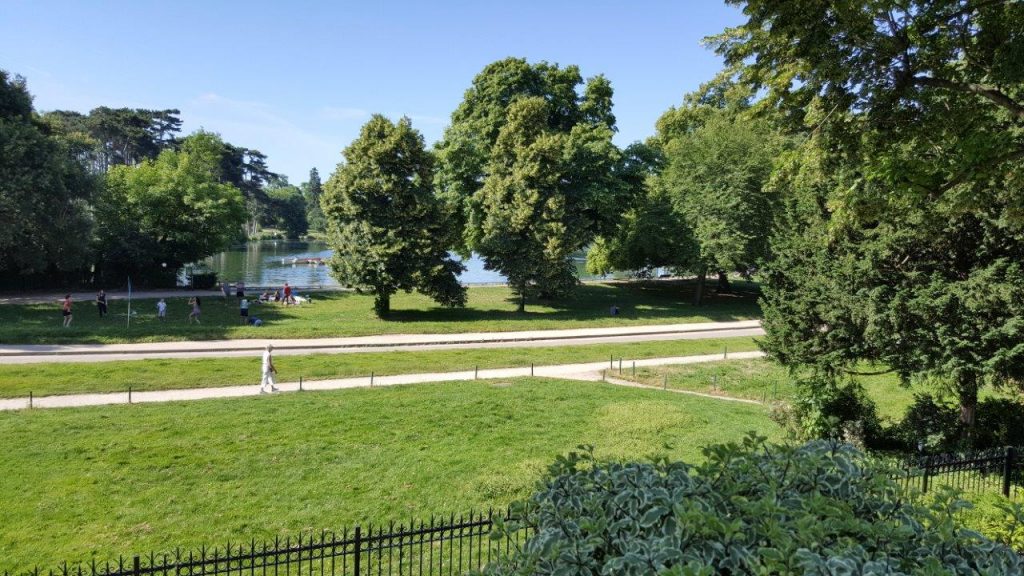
(1, 1, 743, 184)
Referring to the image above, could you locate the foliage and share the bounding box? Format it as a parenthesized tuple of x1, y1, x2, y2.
(322, 115, 466, 316)
(771, 376, 884, 449)
(960, 495, 1024, 554)
(715, 0, 1024, 434)
(485, 437, 1023, 575)
(436, 59, 627, 309)
(263, 180, 308, 238)
(302, 167, 326, 233)
(0, 70, 97, 280)
(897, 394, 1024, 453)
(42, 106, 181, 172)
(94, 131, 246, 285)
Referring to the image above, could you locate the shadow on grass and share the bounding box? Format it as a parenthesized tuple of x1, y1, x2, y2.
(384, 280, 761, 325)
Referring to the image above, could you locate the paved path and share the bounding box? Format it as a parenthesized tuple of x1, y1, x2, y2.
(0, 351, 766, 411)
(0, 320, 763, 363)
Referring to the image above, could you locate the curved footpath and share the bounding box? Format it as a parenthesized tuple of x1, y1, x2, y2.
(0, 350, 766, 411)
(0, 320, 764, 363)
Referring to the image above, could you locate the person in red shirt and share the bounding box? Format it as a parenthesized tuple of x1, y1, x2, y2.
(61, 294, 73, 327)
(283, 282, 293, 305)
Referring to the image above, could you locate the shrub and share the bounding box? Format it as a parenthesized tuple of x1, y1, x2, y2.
(772, 376, 883, 449)
(896, 395, 1024, 452)
(483, 436, 1023, 575)
(189, 271, 219, 290)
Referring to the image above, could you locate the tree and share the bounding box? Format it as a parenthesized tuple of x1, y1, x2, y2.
(437, 58, 626, 309)
(322, 115, 466, 317)
(302, 167, 326, 234)
(94, 131, 246, 285)
(43, 107, 181, 172)
(215, 143, 277, 237)
(263, 179, 308, 238)
(712, 0, 1024, 432)
(435, 58, 624, 253)
(0, 70, 96, 282)
(658, 109, 785, 303)
(472, 97, 621, 311)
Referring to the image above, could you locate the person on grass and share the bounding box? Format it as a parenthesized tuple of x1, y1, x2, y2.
(96, 290, 107, 318)
(187, 296, 201, 324)
(240, 297, 250, 325)
(156, 298, 167, 322)
(61, 294, 72, 327)
(260, 343, 279, 393)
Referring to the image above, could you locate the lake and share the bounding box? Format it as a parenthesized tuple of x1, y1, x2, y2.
(199, 240, 624, 288)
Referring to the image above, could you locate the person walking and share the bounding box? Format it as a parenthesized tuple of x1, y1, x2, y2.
(283, 282, 293, 305)
(239, 297, 250, 325)
(187, 296, 202, 324)
(236, 281, 245, 299)
(260, 343, 278, 393)
(156, 298, 167, 322)
(96, 290, 108, 318)
(61, 294, 73, 327)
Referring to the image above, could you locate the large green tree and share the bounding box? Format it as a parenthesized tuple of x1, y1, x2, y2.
(94, 131, 246, 284)
(713, 0, 1024, 431)
(0, 70, 96, 282)
(437, 58, 625, 308)
(262, 177, 308, 238)
(322, 115, 466, 317)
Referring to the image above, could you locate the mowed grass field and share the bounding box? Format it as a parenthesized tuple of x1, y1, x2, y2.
(0, 280, 761, 344)
(0, 336, 759, 398)
(0, 378, 780, 570)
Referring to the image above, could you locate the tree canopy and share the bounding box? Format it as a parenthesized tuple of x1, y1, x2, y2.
(712, 0, 1024, 432)
(322, 115, 466, 317)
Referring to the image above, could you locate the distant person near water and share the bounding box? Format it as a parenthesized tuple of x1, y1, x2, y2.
(61, 294, 72, 327)
(156, 298, 167, 321)
(236, 281, 245, 299)
(188, 296, 202, 324)
(96, 290, 107, 318)
(283, 282, 293, 305)
(260, 343, 278, 393)
(221, 281, 230, 299)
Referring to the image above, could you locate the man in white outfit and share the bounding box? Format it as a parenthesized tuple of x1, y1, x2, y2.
(260, 343, 278, 393)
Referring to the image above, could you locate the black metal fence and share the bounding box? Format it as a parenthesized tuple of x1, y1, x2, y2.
(8, 510, 528, 576)
(901, 446, 1024, 500)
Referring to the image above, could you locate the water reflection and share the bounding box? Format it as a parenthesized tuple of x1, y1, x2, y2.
(200, 241, 622, 288)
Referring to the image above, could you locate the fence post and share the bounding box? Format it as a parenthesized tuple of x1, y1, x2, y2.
(133, 555, 140, 576)
(921, 456, 930, 494)
(29, 391, 32, 409)
(299, 376, 303, 392)
(610, 354, 613, 370)
(474, 365, 478, 380)
(530, 363, 534, 376)
(370, 372, 374, 387)
(618, 358, 622, 374)
(1004, 446, 1015, 498)
(353, 525, 362, 576)
(128, 386, 132, 405)
(663, 374, 667, 390)
(632, 361, 635, 377)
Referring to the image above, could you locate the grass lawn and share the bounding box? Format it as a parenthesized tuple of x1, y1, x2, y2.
(0, 280, 761, 345)
(0, 336, 759, 398)
(0, 378, 780, 570)
(625, 359, 1014, 422)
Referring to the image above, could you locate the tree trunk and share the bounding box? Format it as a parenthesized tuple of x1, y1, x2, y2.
(374, 292, 390, 318)
(717, 271, 732, 293)
(517, 289, 526, 313)
(958, 373, 979, 429)
(692, 268, 707, 306)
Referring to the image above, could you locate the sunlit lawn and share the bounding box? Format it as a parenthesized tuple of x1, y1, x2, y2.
(0, 280, 761, 344)
(0, 377, 780, 570)
(0, 336, 758, 398)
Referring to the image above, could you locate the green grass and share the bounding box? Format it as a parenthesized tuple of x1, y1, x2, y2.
(0, 280, 761, 344)
(0, 378, 780, 570)
(0, 336, 759, 398)
(626, 359, 916, 420)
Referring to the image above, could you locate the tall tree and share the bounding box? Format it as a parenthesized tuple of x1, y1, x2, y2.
(435, 58, 623, 252)
(302, 167, 326, 234)
(263, 179, 308, 238)
(713, 0, 1024, 432)
(43, 107, 181, 172)
(216, 143, 276, 237)
(94, 131, 246, 285)
(0, 70, 96, 281)
(322, 115, 466, 317)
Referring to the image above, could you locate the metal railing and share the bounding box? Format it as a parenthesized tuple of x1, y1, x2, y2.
(9, 510, 527, 576)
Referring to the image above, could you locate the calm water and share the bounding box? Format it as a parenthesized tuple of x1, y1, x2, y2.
(200, 241, 621, 288)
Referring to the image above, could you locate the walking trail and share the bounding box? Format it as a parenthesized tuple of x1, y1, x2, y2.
(0, 320, 764, 363)
(0, 350, 766, 411)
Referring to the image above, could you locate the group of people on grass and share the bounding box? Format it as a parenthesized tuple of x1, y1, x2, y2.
(58, 281, 306, 327)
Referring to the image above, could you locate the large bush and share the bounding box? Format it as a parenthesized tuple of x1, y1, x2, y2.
(484, 436, 1022, 575)
(897, 394, 1024, 452)
(770, 377, 884, 449)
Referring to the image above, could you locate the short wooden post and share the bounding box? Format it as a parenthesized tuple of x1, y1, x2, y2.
(370, 372, 374, 387)
(128, 386, 132, 404)
(299, 376, 303, 391)
(1003, 447, 1015, 498)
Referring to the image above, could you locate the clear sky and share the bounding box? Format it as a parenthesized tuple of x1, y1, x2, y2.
(1, 0, 743, 184)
